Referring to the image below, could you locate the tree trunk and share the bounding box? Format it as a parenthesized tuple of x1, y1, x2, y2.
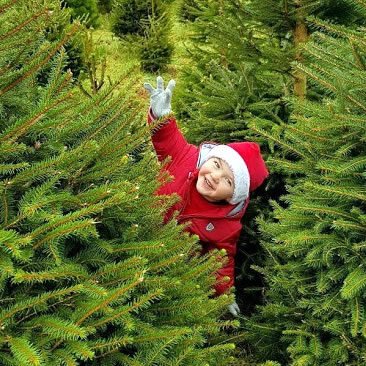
(293, 2, 309, 99)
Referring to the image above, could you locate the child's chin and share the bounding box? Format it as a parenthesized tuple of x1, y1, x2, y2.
(200, 191, 217, 202)
(197, 187, 207, 197)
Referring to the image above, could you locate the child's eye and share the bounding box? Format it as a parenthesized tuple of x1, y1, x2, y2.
(214, 160, 220, 168)
(226, 178, 232, 186)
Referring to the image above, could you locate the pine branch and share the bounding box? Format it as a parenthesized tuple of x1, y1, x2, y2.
(250, 124, 308, 159)
(31, 194, 123, 247)
(90, 335, 133, 356)
(0, 91, 73, 142)
(91, 290, 164, 328)
(0, 22, 79, 96)
(303, 181, 366, 202)
(307, 16, 366, 47)
(341, 268, 366, 299)
(27, 315, 89, 340)
(0, 0, 17, 14)
(76, 274, 145, 325)
(12, 264, 88, 284)
(7, 336, 42, 366)
(0, 9, 49, 42)
(0, 285, 84, 327)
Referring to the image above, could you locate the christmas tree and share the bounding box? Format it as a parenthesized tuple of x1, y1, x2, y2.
(244, 3, 366, 364)
(139, 10, 173, 73)
(111, 0, 164, 37)
(0, 1, 239, 364)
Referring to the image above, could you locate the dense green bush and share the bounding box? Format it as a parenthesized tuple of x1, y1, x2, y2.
(111, 0, 163, 37)
(63, 0, 100, 28)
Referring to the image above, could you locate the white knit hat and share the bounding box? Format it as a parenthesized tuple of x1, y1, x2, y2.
(205, 145, 250, 205)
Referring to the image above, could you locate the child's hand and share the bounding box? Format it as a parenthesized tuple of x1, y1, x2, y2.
(228, 300, 240, 317)
(144, 76, 176, 118)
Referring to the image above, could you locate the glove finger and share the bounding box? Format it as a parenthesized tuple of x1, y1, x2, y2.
(143, 82, 154, 95)
(165, 89, 172, 102)
(156, 76, 164, 92)
(166, 79, 176, 93)
(228, 305, 236, 316)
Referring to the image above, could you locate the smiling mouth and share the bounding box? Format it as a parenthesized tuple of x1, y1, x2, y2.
(205, 177, 214, 190)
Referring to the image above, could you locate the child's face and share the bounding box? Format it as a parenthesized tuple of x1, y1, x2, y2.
(196, 157, 234, 203)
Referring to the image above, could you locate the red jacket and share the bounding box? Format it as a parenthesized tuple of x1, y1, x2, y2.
(149, 110, 266, 295)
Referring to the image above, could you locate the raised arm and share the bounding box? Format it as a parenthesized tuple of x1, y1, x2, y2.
(144, 77, 193, 162)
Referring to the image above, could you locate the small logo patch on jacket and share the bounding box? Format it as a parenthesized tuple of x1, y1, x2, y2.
(206, 223, 215, 231)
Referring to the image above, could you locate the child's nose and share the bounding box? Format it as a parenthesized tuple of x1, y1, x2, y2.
(211, 171, 221, 183)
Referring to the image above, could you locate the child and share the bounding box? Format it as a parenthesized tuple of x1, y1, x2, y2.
(144, 77, 269, 316)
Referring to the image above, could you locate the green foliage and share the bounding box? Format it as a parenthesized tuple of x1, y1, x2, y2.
(245, 0, 364, 38)
(40, 3, 86, 80)
(175, 0, 364, 143)
(139, 12, 173, 73)
(0, 0, 239, 364)
(111, 0, 164, 37)
(178, 0, 202, 22)
(63, 0, 100, 28)
(243, 12, 366, 365)
(77, 30, 108, 96)
(98, 0, 113, 13)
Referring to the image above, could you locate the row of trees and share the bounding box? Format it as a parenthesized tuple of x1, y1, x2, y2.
(175, 0, 366, 364)
(59, 0, 174, 73)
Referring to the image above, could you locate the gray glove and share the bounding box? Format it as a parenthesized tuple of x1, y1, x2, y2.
(228, 301, 240, 317)
(143, 76, 176, 118)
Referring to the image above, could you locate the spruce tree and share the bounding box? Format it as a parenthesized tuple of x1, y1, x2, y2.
(111, 0, 164, 37)
(63, 0, 100, 28)
(139, 11, 173, 73)
(0, 1, 239, 365)
(243, 3, 366, 364)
